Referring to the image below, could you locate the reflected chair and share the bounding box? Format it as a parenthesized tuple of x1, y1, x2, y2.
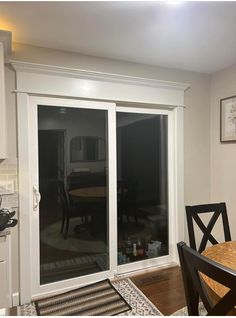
(185, 202, 231, 253)
(117, 181, 128, 239)
(58, 181, 88, 239)
(177, 241, 236, 316)
(118, 180, 139, 225)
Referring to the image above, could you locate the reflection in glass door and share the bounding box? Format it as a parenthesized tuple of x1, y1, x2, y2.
(38, 106, 109, 285)
(117, 112, 168, 265)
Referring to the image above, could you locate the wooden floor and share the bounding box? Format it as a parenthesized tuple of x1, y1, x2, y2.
(131, 265, 186, 315)
(12, 265, 185, 316)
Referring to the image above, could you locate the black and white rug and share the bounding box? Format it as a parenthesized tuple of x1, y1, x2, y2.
(18, 278, 163, 316)
(172, 302, 206, 316)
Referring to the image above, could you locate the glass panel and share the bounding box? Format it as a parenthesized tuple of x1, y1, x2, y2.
(38, 105, 109, 285)
(117, 112, 168, 265)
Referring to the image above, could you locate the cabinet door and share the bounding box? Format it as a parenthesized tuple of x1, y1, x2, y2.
(0, 42, 6, 159)
(0, 261, 8, 308)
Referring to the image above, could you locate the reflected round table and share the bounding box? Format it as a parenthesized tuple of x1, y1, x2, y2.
(69, 186, 107, 199)
(68, 186, 107, 235)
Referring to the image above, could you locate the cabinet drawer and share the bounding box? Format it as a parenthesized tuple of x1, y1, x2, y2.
(0, 236, 7, 261)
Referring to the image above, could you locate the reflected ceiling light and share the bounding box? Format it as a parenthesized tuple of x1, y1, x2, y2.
(59, 107, 67, 114)
(80, 82, 92, 94)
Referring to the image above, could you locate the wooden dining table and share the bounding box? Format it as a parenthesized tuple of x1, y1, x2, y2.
(69, 186, 107, 199)
(201, 241, 236, 313)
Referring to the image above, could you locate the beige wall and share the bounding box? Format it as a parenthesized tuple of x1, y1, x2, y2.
(210, 63, 236, 241)
(1, 42, 211, 300)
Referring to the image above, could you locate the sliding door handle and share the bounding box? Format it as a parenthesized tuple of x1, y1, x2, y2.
(33, 185, 41, 211)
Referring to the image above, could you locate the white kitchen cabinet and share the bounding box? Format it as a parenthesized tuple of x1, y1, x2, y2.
(0, 30, 12, 159)
(0, 230, 12, 310)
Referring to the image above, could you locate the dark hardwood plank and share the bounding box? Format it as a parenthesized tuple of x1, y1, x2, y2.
(131, 265, 186, 315)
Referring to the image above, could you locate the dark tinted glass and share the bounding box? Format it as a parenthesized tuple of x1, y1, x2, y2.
(38, 105, 109, 284)
(117, 112, 168, 265)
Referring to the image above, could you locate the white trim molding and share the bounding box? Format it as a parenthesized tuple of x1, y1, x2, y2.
(0, 30, 12, 61)
(11, 61, 189, 107)
(12, 292, 20, 307)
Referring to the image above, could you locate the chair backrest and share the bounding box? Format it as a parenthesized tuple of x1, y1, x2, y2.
(186, 202, 231, 253)
(177, 241, 236, 316)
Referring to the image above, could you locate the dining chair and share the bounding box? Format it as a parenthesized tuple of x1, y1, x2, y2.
(58, 181, 90, 239)
(177, 241, 236, 316)
(185, 202, 231, 253)
(118, 180, 139, 224)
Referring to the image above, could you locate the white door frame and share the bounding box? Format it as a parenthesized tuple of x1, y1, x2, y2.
(13, 61, 188, 304)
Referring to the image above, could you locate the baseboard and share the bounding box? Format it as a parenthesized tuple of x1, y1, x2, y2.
(0, 308, 6, 316)
(0, 308, 9, 316)
(12, 292, 19, 307)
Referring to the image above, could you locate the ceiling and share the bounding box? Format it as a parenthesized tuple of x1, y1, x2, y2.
(1, 1, 236, 74)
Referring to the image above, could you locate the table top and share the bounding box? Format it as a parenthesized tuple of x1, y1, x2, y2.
(202, 241, 236, 298)
(69, 186, 107, 198)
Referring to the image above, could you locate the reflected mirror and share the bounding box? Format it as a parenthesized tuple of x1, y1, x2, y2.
(70, 136, 106, 162)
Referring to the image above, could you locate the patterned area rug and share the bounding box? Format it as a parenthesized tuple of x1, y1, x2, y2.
(18, 278, 163, 316)
(172, 302, 206, 316)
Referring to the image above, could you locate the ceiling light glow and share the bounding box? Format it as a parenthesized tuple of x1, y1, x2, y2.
(0, 19, 14, 32)
(165, 0, 184, 5)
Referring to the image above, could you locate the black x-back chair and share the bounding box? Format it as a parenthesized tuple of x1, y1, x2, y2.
(177, 241, 236, 316)
(185, 203, 231, 253)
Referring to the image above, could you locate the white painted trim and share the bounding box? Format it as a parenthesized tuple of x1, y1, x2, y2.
(11, 61, 189, 107)
(7, 234, 12, 308)
(17, 93, 32, 305)
(0, 30, 12, 60)
(11, 60, 189, 91)
(175, 107, 185, 243)
(0, 308, 6, 316)
(12, 292, 19, 307)
(0, 42, 6, 159)
(107, 105, 118, 275)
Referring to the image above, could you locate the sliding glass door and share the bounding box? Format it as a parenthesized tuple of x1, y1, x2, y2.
(29, 97, 173, 298)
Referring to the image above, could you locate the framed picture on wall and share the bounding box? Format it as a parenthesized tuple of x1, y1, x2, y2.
(220, 95, 236, 142)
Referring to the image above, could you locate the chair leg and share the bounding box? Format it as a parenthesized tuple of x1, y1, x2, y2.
(187, 293, 199, 316)
(121, 213, 125, 239)
(134, 207, 138, 225)
(60, 214, 65, 233)
(126, 211, 130, 223)
(64, 217, 69, 239)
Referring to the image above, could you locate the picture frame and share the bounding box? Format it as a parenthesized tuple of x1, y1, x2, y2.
(220, 95, 236, 142)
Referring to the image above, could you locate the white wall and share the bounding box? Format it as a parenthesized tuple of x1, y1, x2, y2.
(1, 42, 211, 301)
(210, 63, 236, 241)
